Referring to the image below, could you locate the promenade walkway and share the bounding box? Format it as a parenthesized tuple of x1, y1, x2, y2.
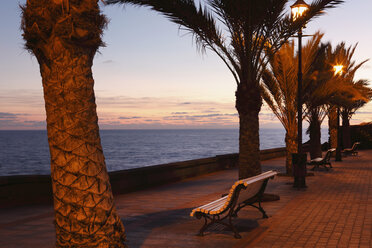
(0, 150, 371, 247)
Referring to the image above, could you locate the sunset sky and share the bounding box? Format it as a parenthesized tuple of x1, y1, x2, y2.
(0, 0, 371, 130)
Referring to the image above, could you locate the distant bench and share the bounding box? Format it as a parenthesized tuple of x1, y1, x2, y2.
(307, 148, 335, 171)
(342, 142, 360, 156)
(190, 170, 277, 238)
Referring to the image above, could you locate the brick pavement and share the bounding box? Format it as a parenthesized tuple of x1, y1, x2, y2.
(0, 151, 371, 248)
(248, 151, 372, 248)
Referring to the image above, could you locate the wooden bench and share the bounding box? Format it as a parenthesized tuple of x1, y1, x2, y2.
(342, 142, 360, 156)
(307, 148, 336, 171)
(190, 170, 277, 238)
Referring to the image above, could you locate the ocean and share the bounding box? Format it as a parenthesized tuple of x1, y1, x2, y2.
(0, 129, 328, 176)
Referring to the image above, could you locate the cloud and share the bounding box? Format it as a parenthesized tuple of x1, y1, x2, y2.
(171, 112, 188, 115)
(95, 95, 236, 116)
(0, 112, 19, 119)
(0, 115, 45, 130)
(0, 90, 44, 109)
(102, 60, 115, 64)
(118, 116, 141, 120)
(163, 112, 238, 122)
(202, 109, 219, 113)
(355, 111, 372, 114)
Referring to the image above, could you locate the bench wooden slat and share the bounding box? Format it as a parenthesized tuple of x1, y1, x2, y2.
(198, 196, 227, 210)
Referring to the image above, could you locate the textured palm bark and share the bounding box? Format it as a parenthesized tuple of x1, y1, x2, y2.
(236, 83, 262, 179)
(285, 130, 297, 176)
(328, 107, 338, 149)
(43, 48, 125, 247)
(309, 116, 322, 159)
(342, 111, 351, 149)
(22, 0, 126, 247)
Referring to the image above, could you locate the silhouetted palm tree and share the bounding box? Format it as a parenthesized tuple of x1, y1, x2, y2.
(107, 0, 343, 178)
(21, 0, 126, 246)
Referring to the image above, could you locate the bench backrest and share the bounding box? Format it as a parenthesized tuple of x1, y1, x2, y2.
(232, 171, 277, 206)
(351, 142, 360, 151)
(324, 148, 336, 162)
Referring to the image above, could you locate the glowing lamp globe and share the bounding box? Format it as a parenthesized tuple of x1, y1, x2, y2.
(333, 65, 344, 76)
(291, 0, 309, 21)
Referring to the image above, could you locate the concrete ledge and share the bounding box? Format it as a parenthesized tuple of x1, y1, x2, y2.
(0, 147, 285, 208)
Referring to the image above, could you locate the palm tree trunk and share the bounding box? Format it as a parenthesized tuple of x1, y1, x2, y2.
(342, 110, 352, 148)
(309, 116, 322, 159)
(43, 51, 125, 248)
(285, 129, 297, 175)
(22, 1, 126, 246)
(328, 106, 338, 149)
(236, 83, 262, 179)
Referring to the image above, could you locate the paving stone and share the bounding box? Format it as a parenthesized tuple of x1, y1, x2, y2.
(1, 151, 371, 247)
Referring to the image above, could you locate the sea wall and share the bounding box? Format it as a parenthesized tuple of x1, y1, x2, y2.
(350, 122, 372, 149)
(0, 147, 285, 208)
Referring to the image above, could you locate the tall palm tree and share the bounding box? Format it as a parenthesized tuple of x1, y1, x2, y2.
(107, 0, 343, 179)
(326, 43, 371, 149)
(301, 43, 333, 159)
(301, 41, 363, 159)
(21, 0, 126, 247)
(261, 33, 324, 174)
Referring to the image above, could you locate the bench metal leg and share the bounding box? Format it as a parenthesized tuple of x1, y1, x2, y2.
(197, 216, 210, 236)
(196, 211, 242, 239)
(247, 202, 268, 218)
(228, 215, 241, 239)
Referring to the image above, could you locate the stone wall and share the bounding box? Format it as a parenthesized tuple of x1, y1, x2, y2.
(350, 122, 372, 149)
(0, 147, 285, 208)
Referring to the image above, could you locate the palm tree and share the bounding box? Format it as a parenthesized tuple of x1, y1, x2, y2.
(261, 33, 324, 174)
(341, 81, 372, 148)
(21, 0, 126, 247)
(301, 44, 333, 159)
(328, 106, 338, 149)
(301, 41, 362, 159)
(326, 43, 371, 149)
(107, 0, 343, 179)
(304, 106, 328, 159)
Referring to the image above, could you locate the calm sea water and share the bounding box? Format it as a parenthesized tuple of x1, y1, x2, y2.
(0, 129, 328, 176)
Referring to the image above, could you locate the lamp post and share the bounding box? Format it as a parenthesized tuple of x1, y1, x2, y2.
(291, 0, 309, 188)
(333, 65, 344, 162)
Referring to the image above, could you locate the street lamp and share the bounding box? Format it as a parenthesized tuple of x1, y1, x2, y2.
(291, 0, 309, 188)
(333, 65, 344, 162)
